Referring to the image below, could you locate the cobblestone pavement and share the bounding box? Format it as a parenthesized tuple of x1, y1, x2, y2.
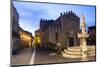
(11, 48, 33, 65)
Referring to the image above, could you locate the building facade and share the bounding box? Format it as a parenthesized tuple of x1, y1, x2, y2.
(20, 30, 33, 47)
(11, 3, 21, 54)
(12, 3, 33, 54)
(39, 11, 80, 49)
(87, 26, 96, 45)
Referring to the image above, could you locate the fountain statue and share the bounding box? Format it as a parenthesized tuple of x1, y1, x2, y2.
(78, 14, 89, 61)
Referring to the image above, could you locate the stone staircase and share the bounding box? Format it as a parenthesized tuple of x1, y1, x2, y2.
(61, 46, 96, 58)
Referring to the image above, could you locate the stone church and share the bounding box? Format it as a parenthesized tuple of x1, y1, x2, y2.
(39, 11, 80, 49)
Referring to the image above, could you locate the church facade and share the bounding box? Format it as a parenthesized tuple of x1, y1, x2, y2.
(39, 11, 80, 49)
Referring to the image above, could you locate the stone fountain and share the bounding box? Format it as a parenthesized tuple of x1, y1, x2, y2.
(61, 14, 96, 61)
(78, 14, 89, 61)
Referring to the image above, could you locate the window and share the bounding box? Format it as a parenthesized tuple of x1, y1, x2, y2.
(55, 33, 58, 42)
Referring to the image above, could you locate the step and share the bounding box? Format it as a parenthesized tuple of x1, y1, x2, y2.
(88, 53, 95, 56)
(67, 47, 81, 52)
(64, 49, 81, 55)
(61, 51, 82, 58)
(87, 46, 96, 49)
(64, 49, 95, 54)
(88, 48, 95, 51)
(61, 51, 95, 59)
(64, 49, 95, 56)
(67, 46, 95, 52)
(88, 51, 95, 54)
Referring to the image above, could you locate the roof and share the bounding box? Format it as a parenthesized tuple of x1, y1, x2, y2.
(88, 26, 96, 30)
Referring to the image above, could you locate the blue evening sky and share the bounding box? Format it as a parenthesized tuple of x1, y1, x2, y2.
(13, 1, 96, 36)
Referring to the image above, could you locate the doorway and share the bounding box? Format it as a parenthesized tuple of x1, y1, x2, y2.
(69, 37, 74, 47)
